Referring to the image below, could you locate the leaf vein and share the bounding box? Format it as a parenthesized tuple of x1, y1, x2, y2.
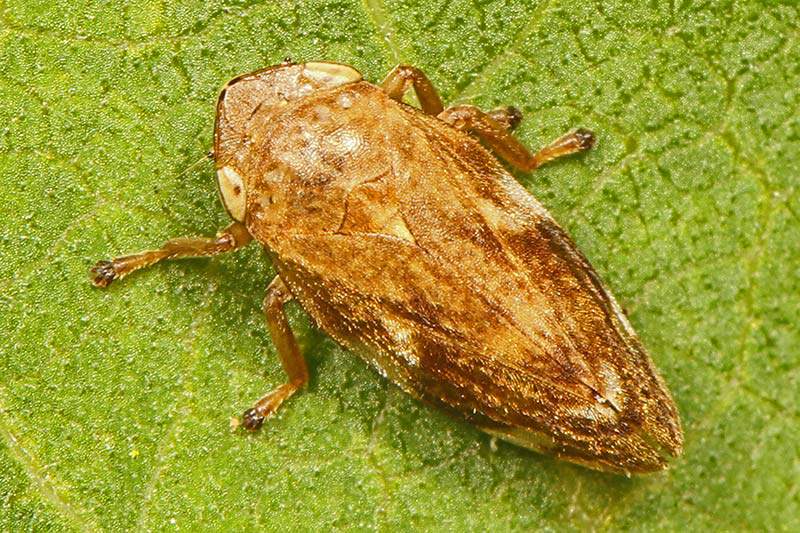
(453, 0, 556, 102)
(361, 0, 405, 64)
(0, 400, 102, 532)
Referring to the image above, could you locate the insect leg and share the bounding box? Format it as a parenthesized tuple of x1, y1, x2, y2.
(89, 220, 252, 287)
(241, 276, 309, 430)
(438, 105, 595, 171)
(381, 65, 444, 115)
(487, 106, 524, 132)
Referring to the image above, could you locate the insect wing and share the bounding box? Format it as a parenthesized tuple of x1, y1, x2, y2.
(258, 88, 682, 473)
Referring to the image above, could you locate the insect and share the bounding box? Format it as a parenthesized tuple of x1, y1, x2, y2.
(90, 61, 683, 474)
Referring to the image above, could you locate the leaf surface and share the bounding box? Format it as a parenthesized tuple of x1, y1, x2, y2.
(1, 0, 798, 530)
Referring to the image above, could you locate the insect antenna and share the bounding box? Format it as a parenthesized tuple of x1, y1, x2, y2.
(173, 151, 214, 181)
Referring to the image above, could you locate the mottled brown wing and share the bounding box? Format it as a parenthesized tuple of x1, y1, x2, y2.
(249, 82, 682, 473)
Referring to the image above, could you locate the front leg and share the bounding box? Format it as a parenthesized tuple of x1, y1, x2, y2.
(90, 220, 252, 287)
(241, 275, 309, 430)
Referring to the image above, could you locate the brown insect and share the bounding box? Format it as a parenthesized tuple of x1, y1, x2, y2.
(90, 61, 683, 474)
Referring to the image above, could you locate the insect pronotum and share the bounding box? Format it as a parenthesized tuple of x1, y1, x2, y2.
(90, 61, 683, 474)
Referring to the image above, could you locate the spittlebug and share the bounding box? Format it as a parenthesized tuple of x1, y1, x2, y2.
(90, 61, 683, 474)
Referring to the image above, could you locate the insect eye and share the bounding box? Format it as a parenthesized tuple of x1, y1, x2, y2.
(217, 166, 247, 222)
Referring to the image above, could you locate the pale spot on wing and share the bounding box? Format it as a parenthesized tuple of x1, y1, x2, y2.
(475, 197, 507, 228)
(263, 166, 290, 185)
(297, 83, 314, 97)
(598, 362, 623, 412)
(564, 362, 624, 422)
(338, 92, 353, 109)
(385, 321, 419, 367)
(338, 209, 416, 244)
(568, 401, 619, 423)
(382, 215, 416, 244)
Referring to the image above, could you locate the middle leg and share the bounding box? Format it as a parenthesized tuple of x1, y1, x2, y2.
(381, 64, 445, 115)
(381, 65, 526, 133)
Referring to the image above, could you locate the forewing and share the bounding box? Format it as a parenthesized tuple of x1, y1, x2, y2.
(254, 84, 682, 473)
(394, 107, 683, 471)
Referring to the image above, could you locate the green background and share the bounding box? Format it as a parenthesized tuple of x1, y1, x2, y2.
(1, 0, 798, 530)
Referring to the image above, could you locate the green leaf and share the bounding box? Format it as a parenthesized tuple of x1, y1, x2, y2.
(1, 0, 798, 530)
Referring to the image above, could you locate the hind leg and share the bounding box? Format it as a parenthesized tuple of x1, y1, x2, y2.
(438, 104, 595, 171)
(240, 276, 309, 430)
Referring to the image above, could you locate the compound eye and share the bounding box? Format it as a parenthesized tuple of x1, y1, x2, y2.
(217, 165, 247, 222)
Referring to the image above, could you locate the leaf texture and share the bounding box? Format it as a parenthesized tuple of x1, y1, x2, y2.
(0, 0, 798, 530)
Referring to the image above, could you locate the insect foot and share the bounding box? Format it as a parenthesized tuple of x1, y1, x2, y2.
(241, 408, 265, 431)
(89, 260, 118, 288)
(573, 128, 596, 150)
(489, 105, 524, 131)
